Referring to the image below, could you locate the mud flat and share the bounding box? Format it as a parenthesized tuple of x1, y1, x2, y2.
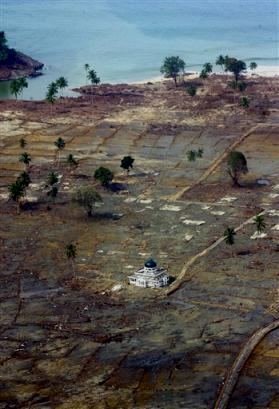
(0, 75, 278, 408)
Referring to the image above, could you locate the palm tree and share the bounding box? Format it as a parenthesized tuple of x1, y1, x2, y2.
(54, 137, 66, 165)
(197, 148, 203, 158)
(67, 153, 78, 168)
(216, 55, 225, 72)
(56, 76, 68, 97)
(84, 63, 90, 85)
(47, 185, 58, 204)
(10, 78, 28, 100)
(187, 150, 196, 162)
(19, 137, 27, 149)
(19, 152, 31, 170)
(253, 214, 266, 234)
(47, 171, 59, 186)
(65, 242, 77, 275)
(17, 171, 31, 191)
(203, 62, 213, 75)
(8, 180, 25, 214)
(46, 82, 59, 113)
(249, 62, 257, 71)
(224, 227, 236, 246)
(241, 96, 250, 108)
(87, 69, 100, 104)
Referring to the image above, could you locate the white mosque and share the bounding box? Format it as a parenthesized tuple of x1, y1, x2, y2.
(128, 259, 170, 288)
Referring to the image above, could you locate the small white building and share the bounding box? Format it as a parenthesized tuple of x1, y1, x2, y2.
(128, 259, 170, 288)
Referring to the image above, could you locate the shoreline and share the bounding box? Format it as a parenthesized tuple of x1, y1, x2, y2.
(131, 65, 279, 85)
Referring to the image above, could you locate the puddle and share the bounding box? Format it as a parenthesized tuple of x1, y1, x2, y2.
(257, 179, 270, 185)
(182, 219, 205, 226)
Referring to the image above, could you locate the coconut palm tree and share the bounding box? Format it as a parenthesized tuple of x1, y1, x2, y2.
(10, 78, 28, 100)
(19, 137, 27, 149)
(19, 152, 31, 170)
(87, 69, 100, 104)
(241, 96, 250, 108)
(56, 76, 68, 97)
(46, 82, 59, 113)
(84, 63, 90, 85)
(47, 185, 58, 204)
(54, 137, 66, 165)
(17, 171, 31, 191)
(67, 153, 78, 168)
(65, 242, 77, 275)
(197, 148, 204, 158)
(47, 171, 59, 186)
(249, 62, 257, 71)
(224, 227, 236, 245)
(187, 150, 196, 161)
(216, 55, 225, 71)
(253, 214, 266, 234)
(8, 180, 25, 214)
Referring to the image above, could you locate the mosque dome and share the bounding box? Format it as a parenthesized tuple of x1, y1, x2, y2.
(144, 259, 157, 268)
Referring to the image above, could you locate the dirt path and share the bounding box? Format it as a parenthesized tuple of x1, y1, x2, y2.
(170, 123, 266, 201)
(214, 320, 279, 409)
(166, 211, 264, 296)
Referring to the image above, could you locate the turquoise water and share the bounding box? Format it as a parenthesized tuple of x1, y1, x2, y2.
(0, 0, 278, 100)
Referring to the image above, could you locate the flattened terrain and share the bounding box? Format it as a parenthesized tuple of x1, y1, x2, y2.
(0, 76, 278, 408)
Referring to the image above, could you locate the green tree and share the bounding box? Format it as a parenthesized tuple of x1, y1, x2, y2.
(73, 187, 102, 217)
(84, 63, 90, 85)
(249, 62, 257, 71)
(197, 148, 203, 158)
(237, 81, 247, 92)
(65, 242, 77, 275)
(120, 155, 134, 174)
(19, 137, 27, 149)
(224, 227, 236, 245)
(203, 62, 213, 75)
(160, 56, 185, 87)
(241, 96, 250, 108)
(47, 171, 59, 186)
(199, 69, 208, 79)
(253, 214, 266, 234)
(56, 76, 68, 97)
(87, 69, 100, 103)
(187, 85, 197, 97)
(54, 137, 66, 165)
(94, 167, 114, 187)
(224, 57, 246, 81)
(0, 31, 8, 62)
(17, 171, 31, 190)
(8, 180, 25, 214)
(19, 152, 31, 170)
(10, 78, 28, 100)
(216, 55, 225, 71)
(187, 150, 196, 161)
(227, 151, 248, 187)
(67, 154, 78, 168)
(46, 81, 59, 112)
(47, 185, 58, 204)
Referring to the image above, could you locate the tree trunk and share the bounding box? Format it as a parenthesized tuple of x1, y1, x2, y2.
(174, 76, 177, 87)
(87, 208, 92, 217)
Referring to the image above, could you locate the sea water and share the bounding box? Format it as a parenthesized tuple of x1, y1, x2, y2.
(0, 0, 278, 100)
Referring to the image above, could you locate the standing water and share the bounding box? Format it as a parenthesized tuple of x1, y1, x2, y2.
(0, 0, 278, 100)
